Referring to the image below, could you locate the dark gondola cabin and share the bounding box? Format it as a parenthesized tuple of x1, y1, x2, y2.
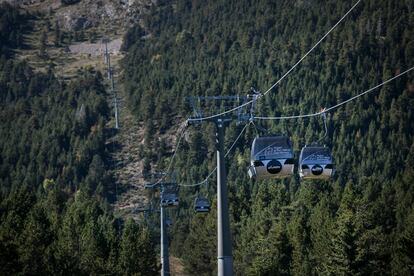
(299, 145, 334, 180)
(161, 185, 179, 208)
(194, 197, 211, 213)
(161, 192, 179, 208)
(248, 136, 295, 179)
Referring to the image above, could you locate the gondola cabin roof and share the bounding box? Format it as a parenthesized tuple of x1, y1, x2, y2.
(195, 197, 210, 206)
(162, 192, 177, 198)
(251, 136, 293, 160)
(194, 197, 211, 213)
(300, 146, 332, 165)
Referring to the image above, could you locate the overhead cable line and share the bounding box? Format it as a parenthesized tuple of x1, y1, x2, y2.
(155, 0, 361, 187)
(152, 120, 189, 185)
(254, 66, 414, 120)
(224, 122, 251, 158)
(178, 65, 414, 187)
(178, 122, 251, 187)
(186, 0, 361, 123)
(260, 0, 361, 98)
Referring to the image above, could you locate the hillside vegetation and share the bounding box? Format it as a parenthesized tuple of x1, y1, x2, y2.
(122, 0, 414, 275)
(0, 3, 158, 274)
(1, 0, 414, 275)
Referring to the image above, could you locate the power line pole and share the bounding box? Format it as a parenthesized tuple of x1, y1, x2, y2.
(104, 40, 110, 79)
(103, 38, 119, 129)
(111, 71, 119, 129)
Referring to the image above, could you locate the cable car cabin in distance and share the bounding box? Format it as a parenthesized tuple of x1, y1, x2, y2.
(161, 191, 179, 208)
(194, 197, 211, 213)
(299, 145, 334, 180)
(248, 136, 295, 180)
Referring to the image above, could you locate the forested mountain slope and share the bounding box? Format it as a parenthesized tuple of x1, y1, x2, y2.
(0, 3, 158, 274)
(122, 0, 414, 275)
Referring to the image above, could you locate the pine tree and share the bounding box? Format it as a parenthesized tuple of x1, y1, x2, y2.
(327, 183, 358, 275)
(392, 207, 414, 276)
(118, 219, 158, 275)
(54, 20, 61, 46)
(39, 28, 47, 58)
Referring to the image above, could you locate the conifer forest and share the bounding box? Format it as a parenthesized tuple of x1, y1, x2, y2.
(1, 0, 414, 275)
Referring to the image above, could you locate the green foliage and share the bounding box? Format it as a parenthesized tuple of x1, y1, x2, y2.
(118, 219, 158, 275)
(122, 0, 414, 274)
(1, 0, 413, 274)
(0, 56, 157, 273)
(122, 24, 146, 52)
(182, 203, 217, 275)
(0, 3, 30, 56)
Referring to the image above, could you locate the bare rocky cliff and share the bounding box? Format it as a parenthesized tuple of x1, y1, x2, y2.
(3, 0, 156, 32)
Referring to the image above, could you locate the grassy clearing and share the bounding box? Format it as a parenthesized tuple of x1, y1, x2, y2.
(15, 2, 125, 80)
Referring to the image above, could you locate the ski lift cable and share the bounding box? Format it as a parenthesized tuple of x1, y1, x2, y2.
(157, 0, 361, 186)
(175, 66, 414, 185)
(146, 64, 413, 189)
(178, 122, 251, 187)
(154, 120, 189, 185)
(254, 66, 414, 120)
(316, 111, 328, 144)
(251, 121, 260, 137)
(186, 0, 361, 123)
(224, 122, 251, 158)
(260, 0, 361, 98)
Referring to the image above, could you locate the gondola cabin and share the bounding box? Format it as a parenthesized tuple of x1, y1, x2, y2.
(161, 192, 179, 208)
(248, 136, 295, 179)
(299, 145, 334, 180)
(194, 197, 211, 213)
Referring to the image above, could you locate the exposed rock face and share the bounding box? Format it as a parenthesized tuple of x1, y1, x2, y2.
(59, 15, 91, 31)
(1, 0, 61, 9)
(5, 0, 156, 32)
(55, 0, 155, 32)
(0, 0, 32, 5)
(56, 1, 122, 31)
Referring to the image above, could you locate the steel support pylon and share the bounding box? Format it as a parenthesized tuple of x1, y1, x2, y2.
(216, 119, 233, 276)
(161, 207, 170, 276)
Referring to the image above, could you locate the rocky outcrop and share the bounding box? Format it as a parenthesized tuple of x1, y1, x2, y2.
(55, 0, 155, 32)
(8, 0, 156, 32)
